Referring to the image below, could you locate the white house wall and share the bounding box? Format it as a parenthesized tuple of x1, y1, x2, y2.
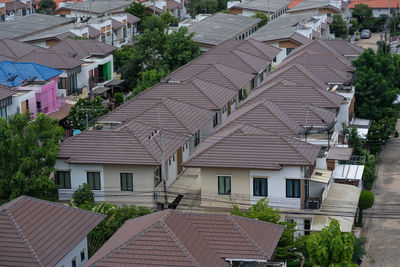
(55, 237, 88, 267)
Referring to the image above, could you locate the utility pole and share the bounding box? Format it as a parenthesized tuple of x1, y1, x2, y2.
(157, 108, 168, 210)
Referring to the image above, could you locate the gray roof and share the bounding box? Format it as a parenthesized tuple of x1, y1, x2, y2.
(0, 13, 72, 40)
(61, 0, 133, 14)
(288, 0, 341, 13)
(18, 24, 77, 43)
(184, 124, 320, 169)
(249, 12, 315, 42)
(188, 13, 260, 46)
(232, 0, 290, 13)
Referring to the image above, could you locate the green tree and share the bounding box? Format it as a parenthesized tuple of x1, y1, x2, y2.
(133, 69, 167, 96)
(352, 3, 373, 25)
(187, 0, 220, 17)
(352, 237, 367, 264)
(330, 14, 348, 38)
(231, 199, 304, 264)
(252, 12, 269, 28)
(306, 220, 356, 266)
(72, 183, 95, 206)
(37, 0, 57, 14)
(0, 113, 64, 201)
(349, 19, 359, 35)
(358, 190, 374, 224)
(124, 1, 151, 20)
(67, 97, 109, 130)
(114, 92, 124, 106)
(342, 123, 363, 155)
(361, 149, 378, 190)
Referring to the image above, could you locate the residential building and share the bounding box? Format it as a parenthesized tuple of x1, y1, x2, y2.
(55, 0, 133, 20)
(288, 0, 343, 16)
(349, 0, 400, 17)
(229, 0, 290, 20)
(185, 12, 261, 51)
(0, 195, 104, 267)
(0, 13, 73, 41)
(86, 210, 285, 266)
(48, 38, 115, 97)
(142, 0, 187, 18)
(0, 0, 35, 21)
(249, 12, 330, 66)
(0, 38, 38, 61)
(0, 84, 15, 119)
(0, 61, 65, 116)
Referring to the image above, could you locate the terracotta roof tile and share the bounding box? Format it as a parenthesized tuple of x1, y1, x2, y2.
(349, 0, 400, 8)
(184, 124, 320, 169)
(87, 210, 284, 266)
(0, 196, 104, 266)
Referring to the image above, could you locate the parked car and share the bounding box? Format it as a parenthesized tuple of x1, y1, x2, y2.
(361, 29, 371, 39)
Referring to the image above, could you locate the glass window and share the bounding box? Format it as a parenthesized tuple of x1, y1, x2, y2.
(213, 112, 218, 128)
(286, 47, 294, 56)
(286, 179, 301, 198)
(194, 130, 200, 147)
(58, 77, 67, 89)
(0, 106, 7, 119)
(87, 172, 101, 190)
(253, 178, 268, 196)
(72, 258, 76, 267)
(273, 57, 277, 63)
(250, 77, 255, 90)
(218, 176, 231, 195)
(80, 250, 85, 261)
(55, 171, 71, 189)
(120, 172, 133, 191)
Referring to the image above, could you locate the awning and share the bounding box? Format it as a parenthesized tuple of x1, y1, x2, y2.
(327, 147, 353, 160)
(312, 183, 361, 232)
(105, 79, 125, 86)
(332, 164, 364, 181)
(48, 104, 73, 120)
(310, 169, 332, 184)
(90, 87, 110, 95)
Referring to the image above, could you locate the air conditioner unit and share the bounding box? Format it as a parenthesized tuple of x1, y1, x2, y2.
(307, 200, 320, 209)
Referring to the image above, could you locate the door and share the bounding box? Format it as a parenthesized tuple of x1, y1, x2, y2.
(21, 100, 28, 114)
(227, 101, 231, 116)
(177, 147, 183, 174)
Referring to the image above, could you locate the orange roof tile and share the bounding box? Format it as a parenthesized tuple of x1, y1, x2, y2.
(349, 0, 400, 9)
(289, 0, 306, 9)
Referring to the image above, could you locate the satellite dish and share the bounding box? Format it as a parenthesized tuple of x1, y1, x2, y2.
(6, 74, 18, 82)
(73, 129, 81, 136)
(24, 76, 37, 86)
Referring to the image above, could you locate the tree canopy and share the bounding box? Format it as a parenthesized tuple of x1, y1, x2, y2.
(252, 12, 269, 28)
(37, 0, 57, 14)
(0, 113, 64, 201)
(330, 14, 348, 38)
(306, 220, 357, 266)
(187, 0, 227, 18)
(124, 1, 152, 20)
(67, 96, 109, 131)
(132, 69, 166, 96)
(352, 3, 373, 25)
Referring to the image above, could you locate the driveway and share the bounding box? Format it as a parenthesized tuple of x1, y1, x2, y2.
(355, 33, 381, 51)
(362, 120, 400, 266)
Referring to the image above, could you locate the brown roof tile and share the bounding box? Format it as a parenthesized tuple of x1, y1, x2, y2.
(0, 196, 104, 267)
(111, 18, 124, 30)
(87, 210, 284, 266)
(300, 64, 353, 84)
(126, 13, 140, 24)
(289, 32, 312, 45)
(48, 38, 115, 59)
(0, 84, 14, 100)
(16, 49, 84, 70)
(88, 26, 102, 38)
(184, 124, 320, 169)
(324, 40, 364, 57)
(0, 39, 38, 60)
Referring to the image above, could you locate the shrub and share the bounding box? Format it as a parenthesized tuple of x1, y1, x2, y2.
(353, 236, 367, 264)
(114, 92, 124, 106)
(395, 131, 399, 138)
(358, 190, 374, 224)
(72, 183, 95, 206)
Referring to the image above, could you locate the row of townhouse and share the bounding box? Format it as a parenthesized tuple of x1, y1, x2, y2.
(178, 38, 366, 235)
(54, 38, 282, 207)
(0, 0, 35, 21)
(0, 195, 285, 267)
(229, 0, 290, 21)
(0, 38, 116, 131)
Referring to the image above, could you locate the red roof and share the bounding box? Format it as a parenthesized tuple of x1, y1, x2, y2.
(349, 0, 400, 9)
(289, 0, 306, 8)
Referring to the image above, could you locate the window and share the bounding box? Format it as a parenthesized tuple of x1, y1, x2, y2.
(221, 105, 226, 114)
(72, 258, 76, 267)
(259, 72, 264, 82)
(58, 77, 67, 89)
(250, 77, 255, 90)
(218, 176, 231, 195)
(213, 112, 218, 128)
(0, 106, 7, 119)
(173, 154, 175, 161)
(80, 249, 85, 261)
(120, 172, 133, 191)
(194, 130, 200, 147)
(286, 179, 301, 198)
(273, 57, 277, 63)
(168, 158, 172, 165)
(304, 219, 311, 235)
(253, 178, 268, 197)
(55, 171, 71, 189)
(286, 47, 294, 56)
(87, 172, 101, 190)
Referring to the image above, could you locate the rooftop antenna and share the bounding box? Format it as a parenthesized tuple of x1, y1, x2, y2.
(318, 120, 336, 149)
(24, 76, 37, 86)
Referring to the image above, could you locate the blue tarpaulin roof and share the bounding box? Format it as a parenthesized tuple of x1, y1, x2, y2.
(0, 61, 62, 87)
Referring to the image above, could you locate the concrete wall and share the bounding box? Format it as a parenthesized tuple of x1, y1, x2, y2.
(8, 90, 36, 117)
(200, 166, 304, 210)
(336, 91, 354, 132)
(55, 237, 88, 267)
(103, 164, 156, 207)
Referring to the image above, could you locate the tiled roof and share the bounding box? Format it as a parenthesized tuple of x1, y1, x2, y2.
(184, 124, 320, 169)
(279, 50, 354, 72)
(87, 210, 284, 266)
(58, 123, 189, 165)
(0, 39, 38, 61)
(218, 99, 304, 136)
(111, 18, 124, 30)
(289, 0, 306, 8)
(0, 195, 104, 267)
(0, 84, 14, 100)
(349, 0, 400, 8)
(232, 0, 290, 13)
(16, 49, 84, 70)
(301, 64, 353, 84)
(126, 13, 140, 24)
(288, 0, 341, 13)
(324, 40, 364, 56)
(247, 78, 343, 109)
(290, 32, 313, 45)
(48, 38, 115, 59)
(88, 26, 102, 38)
(0, 61, 62, 87)
(289, 39, 350, 59)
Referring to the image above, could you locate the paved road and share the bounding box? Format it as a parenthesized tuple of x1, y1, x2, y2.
(355, 33, 381, 51)
(362, 120, 400, 266)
